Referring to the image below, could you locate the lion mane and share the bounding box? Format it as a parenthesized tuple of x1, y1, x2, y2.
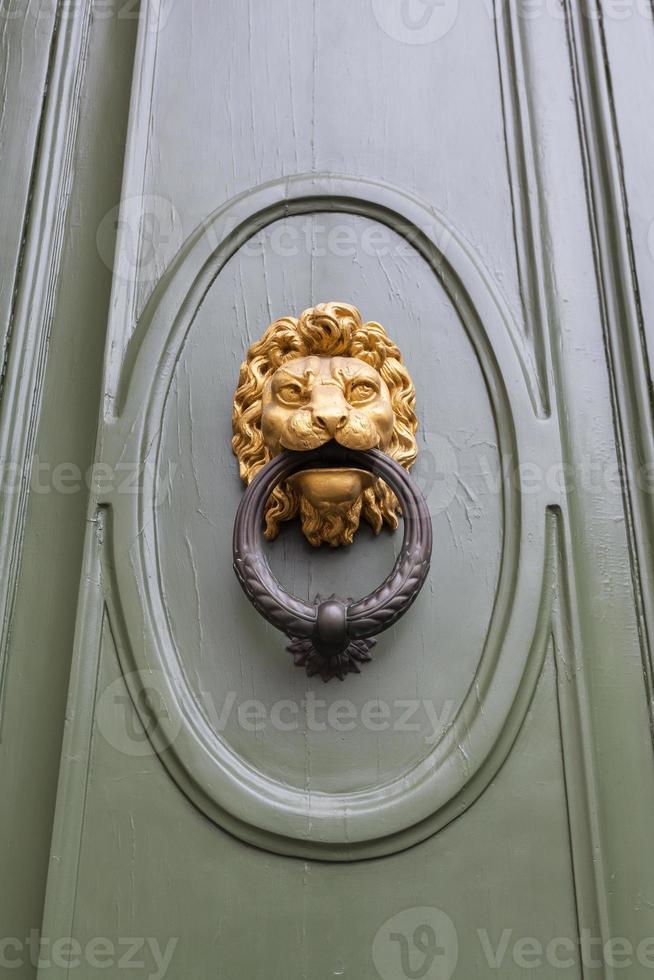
(232, 302, 418, 546)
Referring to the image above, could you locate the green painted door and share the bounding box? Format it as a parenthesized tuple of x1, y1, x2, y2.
(2, 2, 654, 979)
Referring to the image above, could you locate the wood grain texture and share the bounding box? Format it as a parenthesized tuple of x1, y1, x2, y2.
(516, 0, 654, 951)
(0, 8, 138, 976)
(0, 0, 56, 370)
(565, 0, 654, 732)
(0, 0, 92, 719)
(31, 0, 654, 974)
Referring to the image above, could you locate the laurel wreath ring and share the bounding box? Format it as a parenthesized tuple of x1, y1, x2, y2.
(232, 443, 433, 680)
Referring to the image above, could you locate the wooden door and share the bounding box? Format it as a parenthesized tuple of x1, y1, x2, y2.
(3, 2, 654, 978)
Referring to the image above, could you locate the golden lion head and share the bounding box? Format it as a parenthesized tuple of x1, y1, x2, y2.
(232, 302, 417, 547)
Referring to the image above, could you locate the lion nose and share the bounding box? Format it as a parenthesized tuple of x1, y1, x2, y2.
(314, 408, 348, 436)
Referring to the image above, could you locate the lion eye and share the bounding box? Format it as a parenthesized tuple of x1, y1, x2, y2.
(349, 380, 377, 404)
(278, 383, 304, 405)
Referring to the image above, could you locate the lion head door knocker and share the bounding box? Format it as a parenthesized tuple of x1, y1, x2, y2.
(232, 302, 432, 681)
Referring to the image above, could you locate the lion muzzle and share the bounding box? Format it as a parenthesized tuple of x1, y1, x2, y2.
(280, 407, 379, 452)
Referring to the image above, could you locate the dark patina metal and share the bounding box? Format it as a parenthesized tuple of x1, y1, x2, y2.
(232, 443, 433, 681)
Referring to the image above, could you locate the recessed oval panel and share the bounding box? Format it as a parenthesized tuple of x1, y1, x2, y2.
(155, 212, 502, 794)
(104, 175, 549, 859)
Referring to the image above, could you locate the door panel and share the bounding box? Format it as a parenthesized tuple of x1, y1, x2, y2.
(67, 632, 580, 979)
(120, 1, 522, 330)
(34, 1, 654, 978)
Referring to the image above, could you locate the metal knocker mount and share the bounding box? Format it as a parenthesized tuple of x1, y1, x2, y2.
(233, 443, 432, 681)
(231, 302, 432, 681)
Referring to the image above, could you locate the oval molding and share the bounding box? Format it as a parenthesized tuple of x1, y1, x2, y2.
(100, 174, 557, 860)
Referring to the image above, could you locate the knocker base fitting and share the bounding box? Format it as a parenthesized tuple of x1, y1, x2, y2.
(288, 597, 375, 683)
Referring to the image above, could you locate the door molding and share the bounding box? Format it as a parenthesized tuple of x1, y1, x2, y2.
(0, 0, 93, 726)
(98, 173, 557, 859)
(564, 0, 654, 729)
